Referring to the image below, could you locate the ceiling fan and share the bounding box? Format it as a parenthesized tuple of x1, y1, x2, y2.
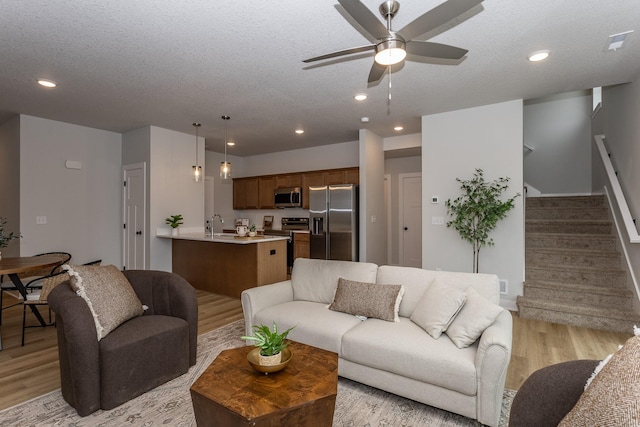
(303, 0, 483, 84)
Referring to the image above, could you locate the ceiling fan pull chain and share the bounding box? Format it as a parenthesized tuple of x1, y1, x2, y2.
(388, 65, 392, 102)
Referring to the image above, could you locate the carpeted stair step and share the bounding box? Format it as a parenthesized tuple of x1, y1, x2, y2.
(523, 280, 634, 310)
(525, 233, 618, 251)
(526, 264, 627, 287)
(525, 219, 612, 235)
(525, 195, 606, 208)
(525, 206, 609, 221)
(526, 247, 621, 269)
(516, 296, 640, 333)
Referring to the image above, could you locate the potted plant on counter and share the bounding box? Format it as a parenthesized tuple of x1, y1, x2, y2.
(248, 224, 257, 237)
(0, 217, 21, 261)
(242, 322, 295, 366)
(165, 214, 184, 236)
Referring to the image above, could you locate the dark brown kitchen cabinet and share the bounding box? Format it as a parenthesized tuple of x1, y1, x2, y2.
(233, 177, 259, 209)
(258, 176, 275, 209)
(302, 171, 326, 209)
(275, 173, 302, 189)
(233, 167, 359, 210)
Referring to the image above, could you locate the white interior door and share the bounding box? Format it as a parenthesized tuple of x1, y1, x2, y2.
(123, 163, 146, 270)
(399, 173, 422, 268)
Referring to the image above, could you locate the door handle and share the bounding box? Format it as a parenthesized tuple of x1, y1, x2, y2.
(404, 227, 408, 231)
(136, 231, 142, 235)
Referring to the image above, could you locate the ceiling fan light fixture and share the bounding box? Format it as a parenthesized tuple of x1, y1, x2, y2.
(374, 39, 406, 65)
(528, 50, 550, 62)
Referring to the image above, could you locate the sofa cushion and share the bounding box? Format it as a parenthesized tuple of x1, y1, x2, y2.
(446, 287, 504, 348)
(410, 280, 467, 338)
(253, 300, 362, 355)
(99, 314, 190, 409)
(329, 278, 404, 322)
(291, 258, 378, 304)
(64, 264, 144, 341)
(341, 317, 478, 395)
(559, 334, 640, 427)
(376, 265, 437, 318)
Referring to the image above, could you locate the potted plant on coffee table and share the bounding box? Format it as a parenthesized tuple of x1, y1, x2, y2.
(242, 322, 295, 366)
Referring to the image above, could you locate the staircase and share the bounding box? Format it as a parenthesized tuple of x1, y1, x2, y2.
(517, 195, 640, 333)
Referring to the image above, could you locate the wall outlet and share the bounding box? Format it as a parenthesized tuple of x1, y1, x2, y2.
(36, 216, 47, 225)
(431, 216, 444, 225)
(499, 279, 508, 295)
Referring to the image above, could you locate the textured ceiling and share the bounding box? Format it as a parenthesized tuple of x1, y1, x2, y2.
(1, 1, 639, 156)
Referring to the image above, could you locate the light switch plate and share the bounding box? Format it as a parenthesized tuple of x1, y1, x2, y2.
(36, 216, 47, 225)
(431, 216, 444, 225)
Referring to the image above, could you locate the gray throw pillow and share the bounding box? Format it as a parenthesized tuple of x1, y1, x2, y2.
(64, 264, 144, 340)
(328, 278, 404, 322)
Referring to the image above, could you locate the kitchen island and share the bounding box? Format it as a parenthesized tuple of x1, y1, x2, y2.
(158, 233, 288, 299)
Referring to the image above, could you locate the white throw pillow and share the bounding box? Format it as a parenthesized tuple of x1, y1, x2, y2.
(410, 280, 467, 339)
(446, 287, 504, 348)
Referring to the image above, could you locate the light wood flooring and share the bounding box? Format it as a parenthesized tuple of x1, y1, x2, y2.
(0, 291, 633, 412)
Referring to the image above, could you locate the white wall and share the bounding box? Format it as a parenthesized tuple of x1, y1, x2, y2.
(359, 130, 385, 264)
(149, 126, 205, 271)
(523, 90, 593, 194)
(241, 141, 359, 176)
(422, 100, 525, 307)
(0, 115, 21, 257)
(600, 74, 640, 308)
(204, 150, 243, 230)
(19, 115, 122, 265)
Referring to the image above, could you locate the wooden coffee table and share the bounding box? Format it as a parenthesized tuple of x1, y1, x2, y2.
(190, 340, 338, 427)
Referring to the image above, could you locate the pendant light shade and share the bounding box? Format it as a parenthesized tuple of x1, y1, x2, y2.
(220, 115, 231, 180)
(192, 122, 202, 182)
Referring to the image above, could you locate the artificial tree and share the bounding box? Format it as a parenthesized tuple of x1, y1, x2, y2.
(445, 168, 519, 273)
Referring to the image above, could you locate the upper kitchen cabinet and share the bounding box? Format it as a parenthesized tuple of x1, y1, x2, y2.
(233, 177, 259, 209)
(258, 176, 275, 209)
(302, 171, 325, 209)
(233, 167, 359, 210)
(275, 173, 302, 189)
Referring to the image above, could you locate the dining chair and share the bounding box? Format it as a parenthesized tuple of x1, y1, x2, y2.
(21, 259, 101, 346)
(0, 251, 71, 325)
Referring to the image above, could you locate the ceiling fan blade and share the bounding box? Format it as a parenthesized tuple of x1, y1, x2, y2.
(398, 0, 483, 41)
(368, 62, 388, 84)
(303, 44, 375, 63)
(338, 0, 389, 40)
(406, 41, 468, 60)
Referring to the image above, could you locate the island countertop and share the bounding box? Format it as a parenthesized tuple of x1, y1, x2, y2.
(157, 232, 289, 244)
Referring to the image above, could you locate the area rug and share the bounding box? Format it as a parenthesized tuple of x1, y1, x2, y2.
(0, 320, 513, 426)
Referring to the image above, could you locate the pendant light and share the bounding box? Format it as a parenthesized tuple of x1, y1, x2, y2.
(220, 115, 231, 180)
(192, 122, 202, 182)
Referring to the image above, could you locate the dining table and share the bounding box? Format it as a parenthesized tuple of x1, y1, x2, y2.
(0, 255, 63, 350)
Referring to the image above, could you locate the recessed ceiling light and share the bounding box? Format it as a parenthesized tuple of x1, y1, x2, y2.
(361, 117, 370, 123)
(295, 129, 304, 135)
(227, 141, 235, 146)
(37, 79, 57, 88)
(528, 50, 550, 62)
(394, 126, 404, 131)
(354, 93, 367, 101)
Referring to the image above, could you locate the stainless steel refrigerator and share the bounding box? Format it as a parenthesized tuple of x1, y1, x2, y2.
(309, 184, 359, 261)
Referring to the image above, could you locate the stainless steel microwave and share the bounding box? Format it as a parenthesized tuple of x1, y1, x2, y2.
(274, 187, 302, 208)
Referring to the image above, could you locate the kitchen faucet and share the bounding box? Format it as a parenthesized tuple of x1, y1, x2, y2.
(210, 214, 224, 235)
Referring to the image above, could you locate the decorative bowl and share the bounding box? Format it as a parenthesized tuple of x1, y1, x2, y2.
(247, 348, 292, 374)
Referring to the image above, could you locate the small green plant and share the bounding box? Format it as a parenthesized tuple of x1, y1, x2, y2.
(249, 224, 257, 232)
(165, 214, 184, 229)
(241, 322, 295, 356)
(445, 169, 520, 273)
(0, 217, 21, 249)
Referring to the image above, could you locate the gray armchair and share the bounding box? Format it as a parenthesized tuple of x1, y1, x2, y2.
(48, 270, 198, 416)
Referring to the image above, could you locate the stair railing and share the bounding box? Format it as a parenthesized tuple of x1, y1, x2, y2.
(594, 134, 640, 243)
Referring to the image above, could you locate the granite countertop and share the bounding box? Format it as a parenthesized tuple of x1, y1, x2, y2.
(156, 232, 289, 245)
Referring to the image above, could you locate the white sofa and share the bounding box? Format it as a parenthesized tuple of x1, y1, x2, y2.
(241, 258, 512, 427)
